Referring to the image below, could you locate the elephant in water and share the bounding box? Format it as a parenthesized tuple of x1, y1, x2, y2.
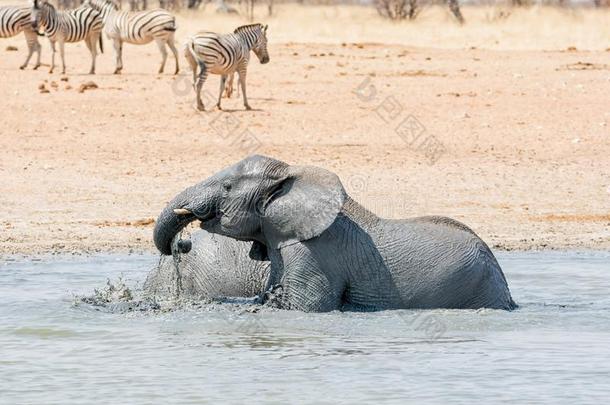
(144, 230, 269, 300)
(153, 155, 517, 312)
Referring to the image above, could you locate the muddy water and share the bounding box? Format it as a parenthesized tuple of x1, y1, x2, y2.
(1, 252, 609, 404)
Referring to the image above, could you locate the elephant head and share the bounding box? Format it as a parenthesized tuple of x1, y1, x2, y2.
(30, 0, 44, 30)
(154, 155, 346, 257)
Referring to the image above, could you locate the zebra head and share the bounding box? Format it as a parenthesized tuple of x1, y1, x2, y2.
(235, 23, 270, 65)
(30, 0, 45, 30)
(252, 24, 270, 65)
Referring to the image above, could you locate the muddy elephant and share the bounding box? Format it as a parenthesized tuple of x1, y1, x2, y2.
(153, 155, 517, 312)
(144, 230, 269, 300)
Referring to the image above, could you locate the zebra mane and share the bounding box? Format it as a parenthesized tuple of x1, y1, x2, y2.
(233, 24, 264, 34)
(33, 0, 53, 10)
(85, 0, 119, 11)
(103, 0, 121, 10)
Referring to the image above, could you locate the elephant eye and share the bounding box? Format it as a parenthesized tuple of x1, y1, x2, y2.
(222, 182, 232, 192)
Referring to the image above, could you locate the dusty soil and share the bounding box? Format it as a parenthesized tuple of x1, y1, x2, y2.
(1, 5, 609, 255)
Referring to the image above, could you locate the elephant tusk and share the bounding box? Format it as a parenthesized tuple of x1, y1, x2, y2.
(173, 208, 192, 215)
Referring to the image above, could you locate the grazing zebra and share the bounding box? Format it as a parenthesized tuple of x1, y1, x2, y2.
(185, 23, 270, 111)
(30, 0, 103, 74)
(0, 6, 42, 70)
(83, 0, 179, 75)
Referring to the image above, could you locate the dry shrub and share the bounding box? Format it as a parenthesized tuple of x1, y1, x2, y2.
(375, 0, 419, 20)
(375, 0, 463, 23)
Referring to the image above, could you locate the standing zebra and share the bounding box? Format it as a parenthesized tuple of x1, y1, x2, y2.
(185, 23, 270, 111)
(30, 0, 103, 74)
(0, 6, 42, 70)
(83, 0, 179, 75)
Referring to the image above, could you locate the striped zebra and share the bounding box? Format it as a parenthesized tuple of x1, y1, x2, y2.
(0, 6, 42, 70)
(83, 0, 179, 75)
(185, 24, 270, 111)
(31, 0, 103, 74)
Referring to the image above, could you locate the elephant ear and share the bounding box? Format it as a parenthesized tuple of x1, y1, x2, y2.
(262, 165, 347, 249)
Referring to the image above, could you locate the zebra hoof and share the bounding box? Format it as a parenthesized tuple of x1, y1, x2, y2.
(19, 65, 25, 70)
(245, 105, 252, 111)
(33, 65, 40, 70)
(197, 104, 205, 112)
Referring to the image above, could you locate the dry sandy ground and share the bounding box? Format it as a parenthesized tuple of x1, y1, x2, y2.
(0, 5, 609, 255)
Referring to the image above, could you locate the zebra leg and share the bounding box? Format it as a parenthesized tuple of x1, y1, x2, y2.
(238, 69, 251, 110)
(217, 75, 227, 110)
(113, 39, 123, 74)
(156, 38, 168, 74)
(49, 41, 56, 74)
(59, 40, 66, 75)
(34, 38, 41, 70)
(166, 34, 180, 75)
(195, 63, 208, 112)
(85, 35, 98, 75)
(118, 40, 124, 72)
(20, 31, 36, 70)
(90, 36, 98, 75)
(225, 73, 234, 98)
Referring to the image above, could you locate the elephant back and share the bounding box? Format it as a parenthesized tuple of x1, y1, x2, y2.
(143, 231, 270, 300)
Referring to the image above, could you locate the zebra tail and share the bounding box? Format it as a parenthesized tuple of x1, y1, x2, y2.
(184, 38, 196, 63)
(99, 34, 104, 54)
(184, 38, 202, 76)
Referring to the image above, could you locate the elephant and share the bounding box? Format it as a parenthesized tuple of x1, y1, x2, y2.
(153, 155, 517, 312)
(144, 230, 269, 300)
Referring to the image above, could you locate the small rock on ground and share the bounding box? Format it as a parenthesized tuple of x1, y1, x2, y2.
(78, 81, 98, 93)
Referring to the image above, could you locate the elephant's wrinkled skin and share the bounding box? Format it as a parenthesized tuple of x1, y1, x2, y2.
(153, 155, 517, 312)
(144, 230, 269, 299)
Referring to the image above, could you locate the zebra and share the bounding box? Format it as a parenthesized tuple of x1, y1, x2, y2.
(0, 6, 42, 70)
(83, 0, 179, 75)
(184, 23, 270, 111)
(30, 0, 104, 74)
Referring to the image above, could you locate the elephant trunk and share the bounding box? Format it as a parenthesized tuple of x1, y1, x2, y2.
(153, 179, 219, 256)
